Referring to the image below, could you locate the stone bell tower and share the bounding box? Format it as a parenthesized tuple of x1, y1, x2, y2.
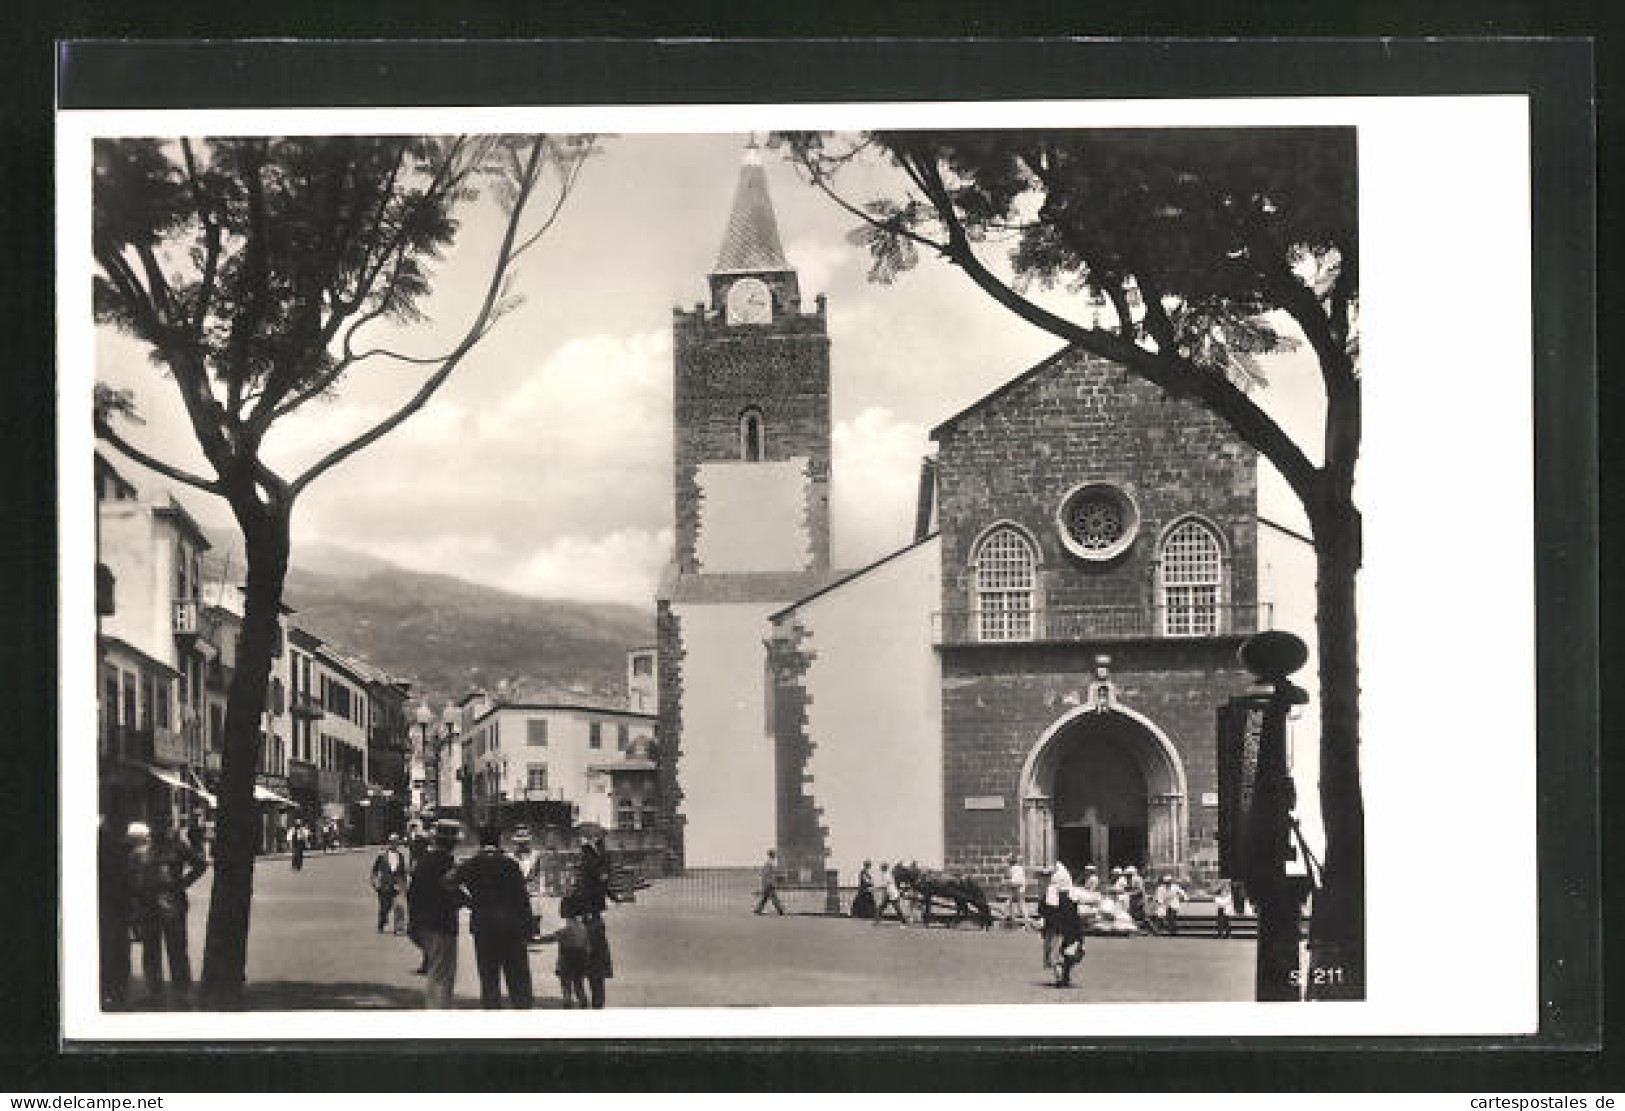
(656, 139, 837, 870)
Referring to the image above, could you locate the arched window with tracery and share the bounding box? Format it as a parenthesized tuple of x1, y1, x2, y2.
(974, 526, 1037, 641)
(740, 408, 764, 461)
(1161, 519, 1223, 636)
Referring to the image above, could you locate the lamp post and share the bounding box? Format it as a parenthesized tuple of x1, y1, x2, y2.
(1231, 630, 1312, 1002)
(413, 703, 433, 816)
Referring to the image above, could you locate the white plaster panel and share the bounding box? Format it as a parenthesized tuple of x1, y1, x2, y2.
(672, 601, 781, 865)
(1258, 522, 1323, 858)
(99, 504, 170, 666)
(796, 539, 943, 882)
(694, 458, 812, 573)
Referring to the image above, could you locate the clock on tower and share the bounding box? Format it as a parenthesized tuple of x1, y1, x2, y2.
(726, 276, 773, 325)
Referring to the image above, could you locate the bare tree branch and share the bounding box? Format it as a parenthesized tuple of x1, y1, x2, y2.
(96, 419, 222, 496)
(787, 144, 951, 260)
(287, 137, 549, 499)
(903, 144, 1323, 509)
(509, 141, 593, 262)
(179, 138, 223, 341)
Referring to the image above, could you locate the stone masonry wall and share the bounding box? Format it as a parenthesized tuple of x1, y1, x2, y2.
(934, 348, 1258, 622)
(933, 348, 1262, 890)
(673, 307, 831, 575)
(766, 619, 829, 880)
(653, 601, 687, 871)
(940, 639, 1252, 888)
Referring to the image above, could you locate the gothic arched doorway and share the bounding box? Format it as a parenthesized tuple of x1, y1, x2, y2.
(1019, 705, 1187, 877)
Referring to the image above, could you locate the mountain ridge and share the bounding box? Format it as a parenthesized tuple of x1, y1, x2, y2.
(201, 528, 654, 710)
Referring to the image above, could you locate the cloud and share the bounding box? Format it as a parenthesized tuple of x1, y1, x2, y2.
(274, 328, 675, 605)
(831, 406, 932, 569)
(509, 527, 673, 604)
(784, 236, 854, 298)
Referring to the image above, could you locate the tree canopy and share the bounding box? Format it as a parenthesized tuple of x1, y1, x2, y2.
(782, 127, 1365, 998)
(92, 132, 593, 1002)
(93, 134, 593, 503)
(782, 128, 1358, 510)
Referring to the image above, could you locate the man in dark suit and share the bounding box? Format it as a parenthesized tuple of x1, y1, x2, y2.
(370, 832, 410, 933)
(455, 825, 534, 1009)
(407, 820, 465, 1008)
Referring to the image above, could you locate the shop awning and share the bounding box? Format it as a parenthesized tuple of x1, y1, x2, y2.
(147, 765, 218, 807)
(184, 768, 217, 808)
(146, 765, 191, 793)
(253, 785, 297, 807)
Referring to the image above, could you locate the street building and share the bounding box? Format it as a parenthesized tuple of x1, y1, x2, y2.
(96, 452, 214, 831)
(199, 593, 298, 853)
(626, 645, 658, 713)
(450, 691, 656, 837)
(656, 145, 1318, 887)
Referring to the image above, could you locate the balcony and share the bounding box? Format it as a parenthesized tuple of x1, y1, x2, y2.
(119, 726, 155, 764)
(206, 657, 234, 691)
(151, 725, 188, 766)
(172, 599, 200, 640)
(290, 691, 325, 720)
(932, 603, 1273, 647)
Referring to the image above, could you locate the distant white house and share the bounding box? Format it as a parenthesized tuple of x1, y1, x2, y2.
(452, 695, 657, 833)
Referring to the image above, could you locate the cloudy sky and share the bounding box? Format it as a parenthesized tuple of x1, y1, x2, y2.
(95, 131, 1318, 605)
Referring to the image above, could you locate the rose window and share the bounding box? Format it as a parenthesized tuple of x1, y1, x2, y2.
(1056, 482, 1139, 561)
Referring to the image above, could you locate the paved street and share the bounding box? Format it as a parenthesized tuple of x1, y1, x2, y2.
(144, 850, 1256, 1009)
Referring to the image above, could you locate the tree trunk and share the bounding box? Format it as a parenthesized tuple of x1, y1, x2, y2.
(199, 496, 291, 1008)
(1307, 489, 1365, 1000)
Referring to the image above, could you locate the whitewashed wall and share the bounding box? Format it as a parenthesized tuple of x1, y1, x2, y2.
(1258, 519, 1323, 857)
(672, 601, 781, 865)
(793, 538, 943, 881)
(694, 458, 813, 573)
(99, 503, 171, 668)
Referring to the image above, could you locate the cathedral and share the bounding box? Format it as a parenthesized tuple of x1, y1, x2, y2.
(653, 144, 1316, 888)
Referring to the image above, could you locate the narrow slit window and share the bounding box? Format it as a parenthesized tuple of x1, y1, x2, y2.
(740, 409, 764, 461)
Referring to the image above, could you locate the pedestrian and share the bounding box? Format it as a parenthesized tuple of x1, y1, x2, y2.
(1077, 865, 1102, 930)
(98, 814, 132, 1009)
(186, 816, 207, 861)
(1002, 853, 1031, 930)
(851, 859, 876, 920)
(407, 819, 465, 1007)
(535, 895, 592, 1008)
(753, 848, 785, 916)
(1037, 868, 1062, 973)
(570, 833, 624, 1009)
(1125, 865, 1148, 931)
(408, 827, 428, 871)
(1214, 878, 1235, 939)
(873, 862, 907, 927)
(456, 825, 534, 1009)
(370, 833, 410, 934)
(1051, 858, 1074, 894)
(1053, 884, 1087, 987)
(1156, 874, 1188, 936)
(130, 814, 208, 1004)
(290, 820, 308, 871)
(511, 828, 544, 940)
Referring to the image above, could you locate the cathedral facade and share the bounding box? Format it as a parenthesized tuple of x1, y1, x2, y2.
(655, 146, 1315, 886)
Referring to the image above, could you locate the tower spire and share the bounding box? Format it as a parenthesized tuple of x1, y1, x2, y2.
(712, 137, 792, 274)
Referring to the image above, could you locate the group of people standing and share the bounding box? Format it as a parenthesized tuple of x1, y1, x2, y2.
(98, 813, 210, 1008)
(1003, 854, 1224, 938)
(847, 859, 911, 925)
(378, 822, 620, 1010)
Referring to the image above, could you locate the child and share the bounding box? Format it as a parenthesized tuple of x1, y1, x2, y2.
(1213, 878, 1234, 939)
(535, 895, 591, 1008)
